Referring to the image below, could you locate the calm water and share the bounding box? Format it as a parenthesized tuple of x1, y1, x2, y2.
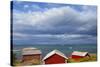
(12, 44, 97, 60)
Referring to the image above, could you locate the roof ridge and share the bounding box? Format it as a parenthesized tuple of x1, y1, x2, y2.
(43, 49, 68, 61)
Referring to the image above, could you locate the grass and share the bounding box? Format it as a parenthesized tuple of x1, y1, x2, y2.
(13, 60, 22, 66)
(13, 59, 41, 66)
(13, 53, 97, 66)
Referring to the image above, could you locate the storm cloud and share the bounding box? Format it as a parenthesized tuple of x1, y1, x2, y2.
(12, 2, 97, 44)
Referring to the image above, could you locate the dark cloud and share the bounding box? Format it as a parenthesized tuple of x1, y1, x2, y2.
(12, 4, 97, 44)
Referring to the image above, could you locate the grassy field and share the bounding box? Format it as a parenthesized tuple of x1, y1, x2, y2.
(13, 53, 97, 66)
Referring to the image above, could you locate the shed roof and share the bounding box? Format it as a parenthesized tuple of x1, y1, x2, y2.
(43, 49, 68, 61)
(72, 51, 88, 56)
(22, 47, 38, 50)
(22, 47, 41, 55)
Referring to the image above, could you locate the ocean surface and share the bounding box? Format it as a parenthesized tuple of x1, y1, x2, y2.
(12, 44, 97, 60)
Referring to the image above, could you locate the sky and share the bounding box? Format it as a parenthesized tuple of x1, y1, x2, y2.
(11, 1, 97, 45)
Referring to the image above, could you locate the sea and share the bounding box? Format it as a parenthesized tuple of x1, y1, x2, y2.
(12, 44, 97, 60)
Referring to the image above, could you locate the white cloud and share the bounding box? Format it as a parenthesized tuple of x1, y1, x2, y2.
(13, 32, 95, 40)
(24, 4, 29, 8)
(12, 5, 97, 44)
(13, 6, 96, 30)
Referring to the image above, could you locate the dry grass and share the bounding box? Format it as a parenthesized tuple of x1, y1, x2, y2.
(13, 53, 97, 66)
(13, 59, 41, 66)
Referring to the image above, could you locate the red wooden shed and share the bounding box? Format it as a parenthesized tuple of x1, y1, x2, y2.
(42, 49, 68, 64)
(71, 51, 90, 60)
